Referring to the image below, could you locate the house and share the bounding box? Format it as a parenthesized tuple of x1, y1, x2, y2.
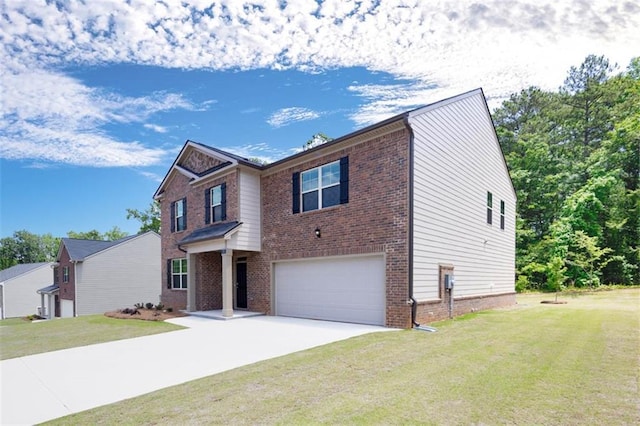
(39, 231, 161, 318)
(154, 88, 516, 328)
(0, 262, 53, 319)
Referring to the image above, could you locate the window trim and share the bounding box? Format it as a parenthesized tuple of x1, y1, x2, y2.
(172, 198, 186, 232)
(300, 160, 341, 212)
(62, 266, 69, 283)
(500, 200, 505, 230)
(171, 258, 188, 290)
(486, 192, 493, 225)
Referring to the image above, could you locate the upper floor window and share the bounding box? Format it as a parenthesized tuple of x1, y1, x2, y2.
(205, 183, 226, 224)
(486, 192, 493, 225)
(170, 258, 188, 290)
(171, 198, 187, 232)
(293, 157, 349, 214)
(63, 266, 69, 283)
(54, 267, 59, 283)
(500, 200, 505, 230)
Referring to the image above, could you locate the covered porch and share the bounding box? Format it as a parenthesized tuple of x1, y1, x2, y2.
(178, 221, 260, 319)
(36, 283, 59, 319)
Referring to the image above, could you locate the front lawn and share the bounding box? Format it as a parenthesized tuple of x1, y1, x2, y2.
(47, 288, 639, 425)
(0, 315, 184, 360)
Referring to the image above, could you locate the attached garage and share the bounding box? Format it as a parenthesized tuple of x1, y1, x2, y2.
(60, 299, 74, 318)
(274, 254, 386, 325)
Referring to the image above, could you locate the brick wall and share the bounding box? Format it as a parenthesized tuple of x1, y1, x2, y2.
(255, 128, 412, 328)
(195, 252, 222, 310)
(415, 292, 517, 324)
(160, 168, 238, 310)
(57, 245, 75, 314)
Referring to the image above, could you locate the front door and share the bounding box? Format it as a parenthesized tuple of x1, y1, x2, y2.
(236, 261, 248, 309)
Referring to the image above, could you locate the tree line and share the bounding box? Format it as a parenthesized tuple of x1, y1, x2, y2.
(493, 54, 638, 290)
(0, 202, 160, 270)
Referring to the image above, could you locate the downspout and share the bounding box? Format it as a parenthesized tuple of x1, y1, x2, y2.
(403, 114, 420, 328)
(72, 260, 78, 317)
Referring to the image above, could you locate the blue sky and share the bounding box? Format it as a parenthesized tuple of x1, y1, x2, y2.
(1, 0, 638, 238)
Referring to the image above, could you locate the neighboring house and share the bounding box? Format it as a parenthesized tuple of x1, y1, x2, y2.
(39, 232, 161, 318)
(154, 89, 516, 328)
(0, 262, 53, 319)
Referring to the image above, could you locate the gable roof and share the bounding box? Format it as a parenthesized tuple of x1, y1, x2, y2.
(60, 234, 138, 262)
(0, 262, 52, 282)
(154, 140, 263, 199)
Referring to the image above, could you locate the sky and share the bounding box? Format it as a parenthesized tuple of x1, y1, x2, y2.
(1, 0, 638, 239)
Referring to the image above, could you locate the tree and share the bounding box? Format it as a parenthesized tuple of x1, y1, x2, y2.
(67, 226, 128, 241)
(560, 54, 615, 158)
(126, 201, 161, 233)
(494, 55, 639, 290)
(0, 230, 60, 269)
(303, 133, 332, 151)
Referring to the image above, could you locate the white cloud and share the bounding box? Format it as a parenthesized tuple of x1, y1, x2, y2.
(0, 63, 198, 167)
(144, 123, 169, 133)
(267, 107, 321, 128)
(1, 0, 638, 144)
(221, 142, 292, 164)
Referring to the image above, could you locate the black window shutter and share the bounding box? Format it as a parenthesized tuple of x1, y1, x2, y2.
(292, 172, 300, 214)
(339, 156, 349, 204)
(167, 259, 172, 289)
(221, 182, 227, 221)
(204, 188, 211, 224)
(183, 198, 187, 229)
(170, 201, 176, 232)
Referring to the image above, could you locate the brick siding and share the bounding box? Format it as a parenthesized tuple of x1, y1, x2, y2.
(255, 128, 412, 328)
(57, 245, 75, 315)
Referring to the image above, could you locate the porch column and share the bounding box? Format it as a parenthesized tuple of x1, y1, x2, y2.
(40, 293, 45, 318)
(221, 249, 234, 318)
(186, 253, 197, 312)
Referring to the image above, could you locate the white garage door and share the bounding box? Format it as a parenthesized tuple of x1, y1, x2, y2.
(61, 299, 74, 318)
(275, 255, 385, 326)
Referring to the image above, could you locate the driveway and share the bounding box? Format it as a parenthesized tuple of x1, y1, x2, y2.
(1, 316, 389, 425)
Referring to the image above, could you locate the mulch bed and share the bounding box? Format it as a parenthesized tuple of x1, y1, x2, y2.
(105, 308, 187, 321)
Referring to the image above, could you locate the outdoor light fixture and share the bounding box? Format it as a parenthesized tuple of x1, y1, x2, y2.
(314, 228, 321, 238)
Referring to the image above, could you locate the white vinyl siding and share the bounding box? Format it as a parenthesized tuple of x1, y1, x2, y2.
(236, 170, 261, 251)
(74, 232, 161, 316)
(274, 255, 385, 326)
(410, 91, 516, 300)
(0, 264, 52, 318)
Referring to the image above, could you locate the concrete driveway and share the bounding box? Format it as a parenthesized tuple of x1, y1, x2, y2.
(1, 316, 389, 425)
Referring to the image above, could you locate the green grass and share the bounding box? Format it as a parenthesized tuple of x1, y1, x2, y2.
(47, 289, 640, 425)
(0, 315, 184, 360)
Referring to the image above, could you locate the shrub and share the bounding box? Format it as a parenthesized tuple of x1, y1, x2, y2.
(134, 302, 144, 309)
(155, 303, 165, 311)
(119, 307, 140, 315)
(145, 302, 154, 309)
(166, 307, 173, 313)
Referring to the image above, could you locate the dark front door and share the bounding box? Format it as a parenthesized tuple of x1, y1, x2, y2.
(236, 261, 248, 309)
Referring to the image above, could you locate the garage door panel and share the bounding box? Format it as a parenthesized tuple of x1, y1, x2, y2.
(275, 255, 385, 325)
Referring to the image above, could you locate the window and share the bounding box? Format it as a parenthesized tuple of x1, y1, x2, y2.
(63, 266, 69, 283)
(500, 200, 505, 230)
(293, 157, 349, 213)
(171, 198, 187, 232)
(170, 258, 188, 290)
(54, 267, 59, 283)
(205, 183, 226, 224)
(486, 192, 493, 225)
